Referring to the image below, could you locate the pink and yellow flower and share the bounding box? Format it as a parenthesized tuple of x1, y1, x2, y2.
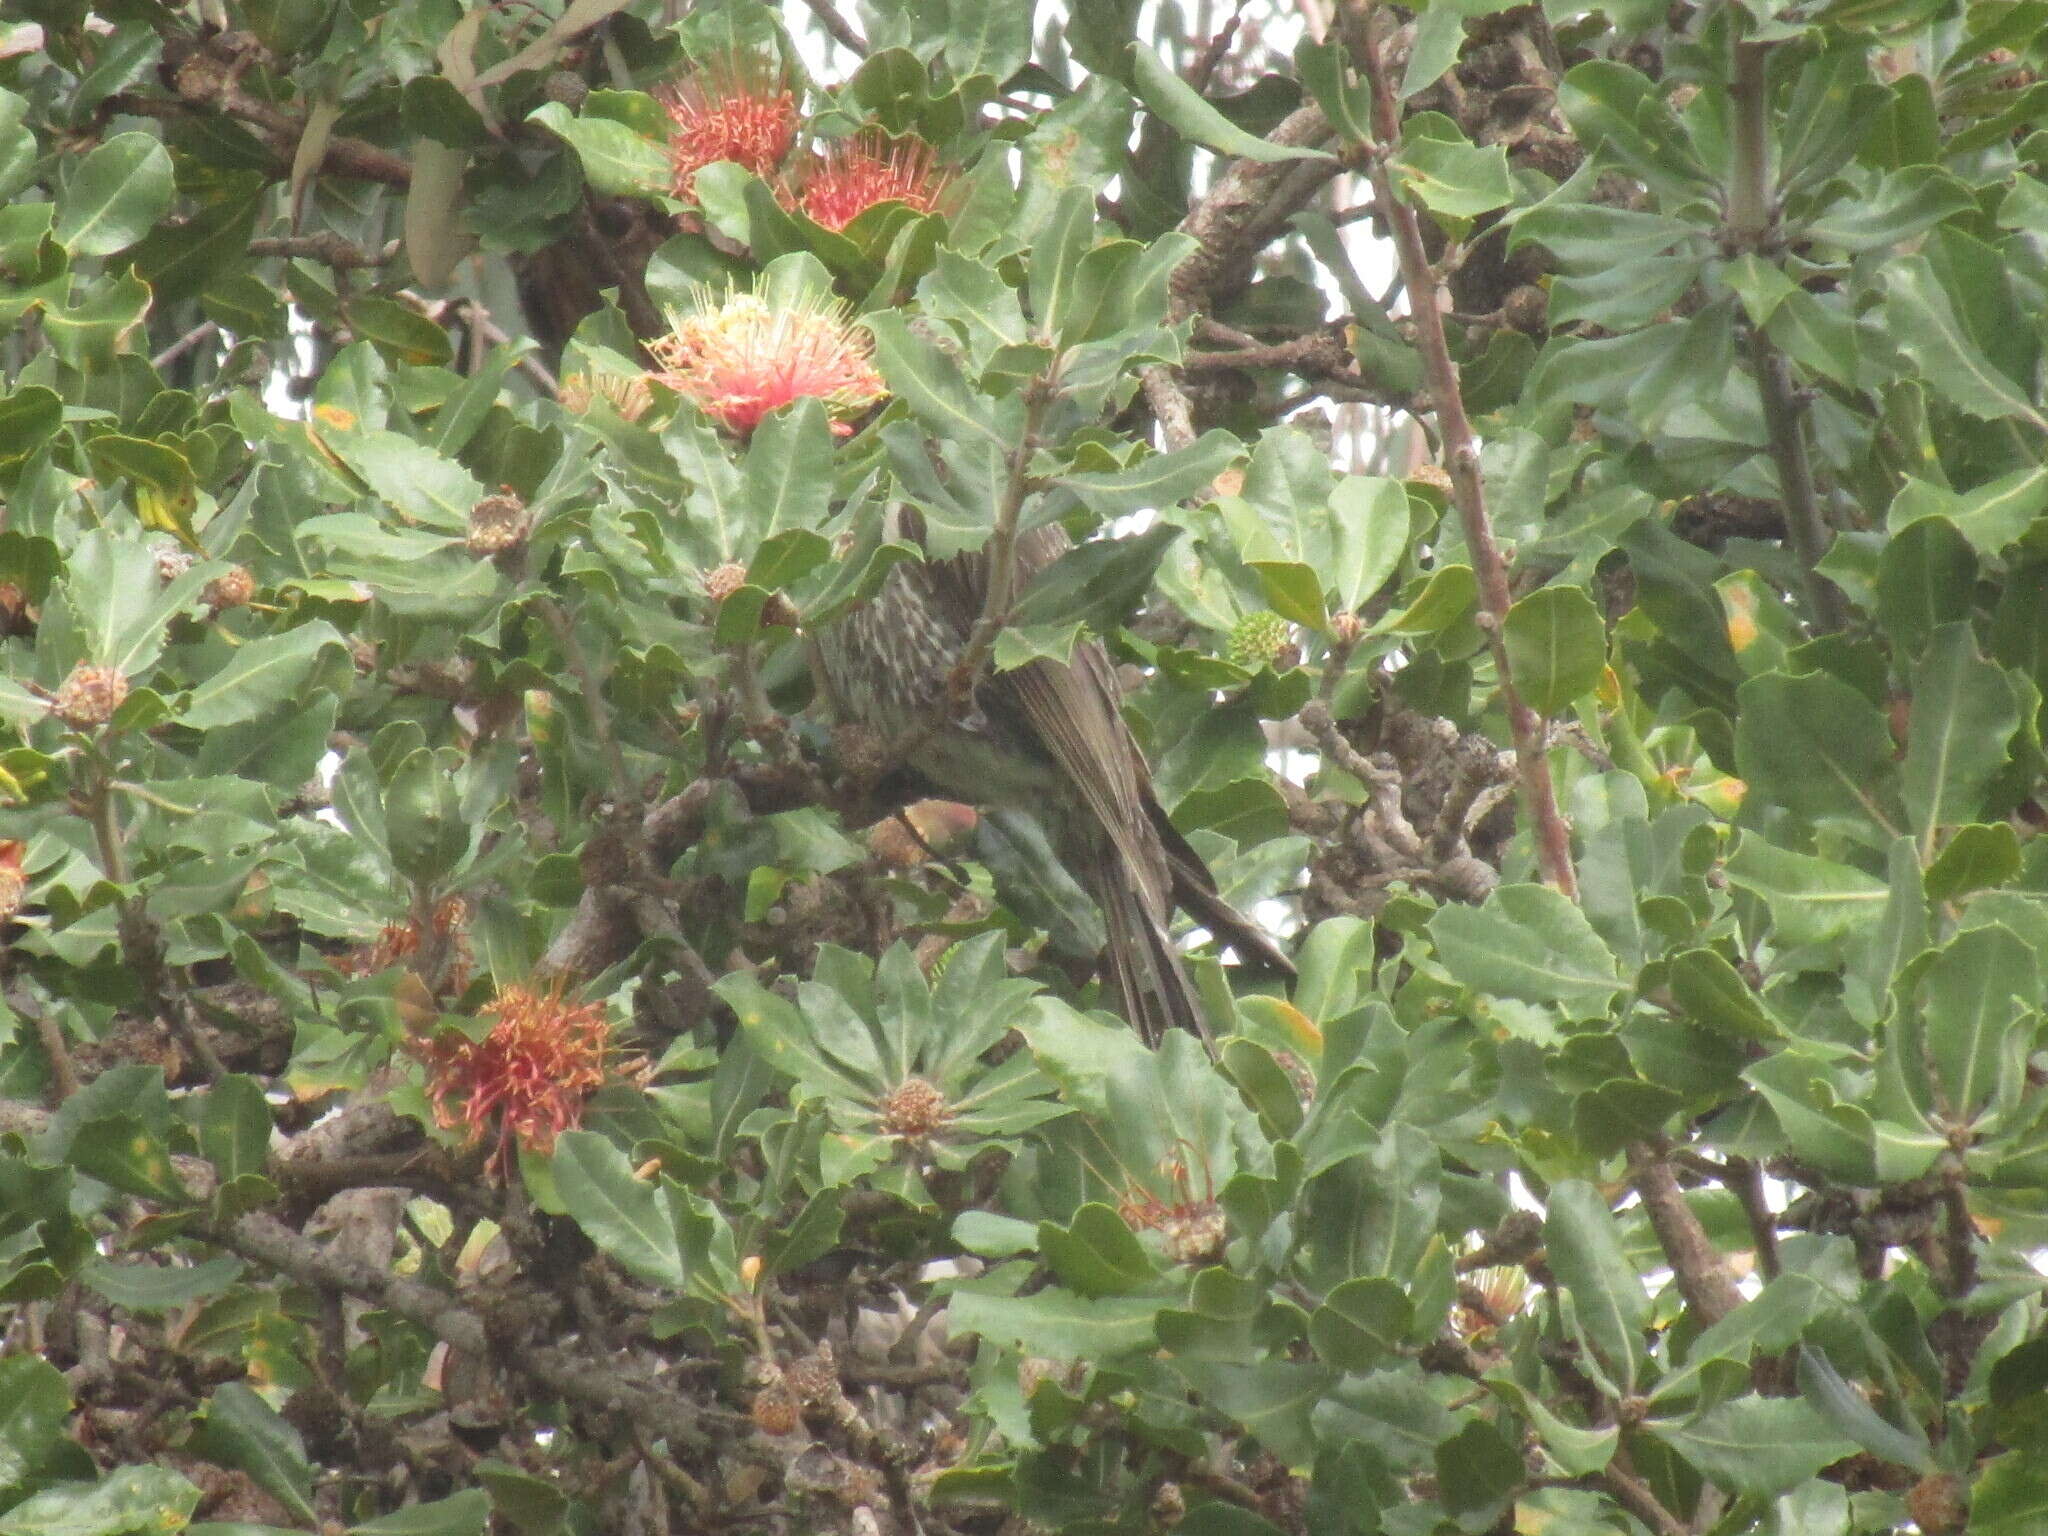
(787, 132, 952, 232)
(648, 288, 886, 438)
(659, 51, 800, 201)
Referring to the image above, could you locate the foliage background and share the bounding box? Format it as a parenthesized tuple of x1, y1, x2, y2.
(2, 0, 2048, 1533)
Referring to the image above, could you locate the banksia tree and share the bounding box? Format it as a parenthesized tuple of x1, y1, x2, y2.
(6, 3, 2048, 1535)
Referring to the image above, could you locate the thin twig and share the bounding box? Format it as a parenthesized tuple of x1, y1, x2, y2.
(950, 380, 1052, 696)
(1597, 1464, 1689, 1536)
(151, 320, 219, 371)
(84, 763, 229, 1082)
(1726, 39, 1849, 634)
(250, 233, 402, 269)
(537, 596, 631, 802)
(1342, 0, 1577, 898)
(795, 0, 869, 55)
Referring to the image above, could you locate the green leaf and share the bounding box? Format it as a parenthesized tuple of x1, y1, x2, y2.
(1309, 1277, 1413, 1373)
(1485, 1378, 1618, 1477)
(348, 1489, 491, 1536)
(526, 101, 668, 198)
(1374, 563, 1476, 638)
(474, 1460, 569, 1536)
(1171, 1358, 1332, 1469)
(1503, 585, 1607, 714)
(1058, 430, 1242, 517)
(83, 1255, 242, 1311)
(1734, 670, 1901, 841)
(1429, 884, 1622, 1022)
(0, 1465, 202, 1536)
(1971, 1451, 2048, 1536)
(1389, 112, 1514, 218)
(1883, 256, 2048, 430)
(1249, 559, 1328, 630)
(1435, 1417, 1524, 1521)
(1724, 836, 1889, 948)
(1802, 165, 1973, 252)
(947, 1278, 1162, 1358)
(0, 1355, 70, 1487)
(550, 1131, 688, 1288)
(193, 1383, 317, 1525)
(1027, 185, 1094, 346)
(1919, 924, 2035, 1119)
(1010, 524, 1182, 635)
(1038, 1204, 1159, 1297)
(1649, 1396, 1858, 1498)
(1876, 515, 1977, 657)
(1901, 624, 2022, 847)
(182, 623, 346, 731)
(1795, 1345, 1932, 1474)
(864, 309, 1008, 450)
(67, 1114, 192, 1205)
(1545, 1180, 1648, 1394)
(347, 296, 455, 367)
(1923, 822, 2020, 902)
(1127, 47, 1335, 164)
(1668, 947, 1781, 1041)
(1322, 477, 1410, 622)
(53, 132, 174, 257)
(1556, 60, 1715, 203)
(324, 428, 485, 532)
(1295, 40, 1372, 141)
(742, 398, 833, 541)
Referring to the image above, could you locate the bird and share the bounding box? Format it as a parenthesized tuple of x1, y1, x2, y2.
(810, 503, 1294, 1044)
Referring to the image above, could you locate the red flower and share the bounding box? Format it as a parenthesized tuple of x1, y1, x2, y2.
(659, 51, 799, 201)
(647, 288, 887, 438)
(790, 132, 952, 232)
(334, 895, 474, 996)
(413, 984, 612, 1178)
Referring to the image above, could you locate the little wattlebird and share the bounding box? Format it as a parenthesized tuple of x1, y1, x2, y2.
(811, 504, 1294, 1045)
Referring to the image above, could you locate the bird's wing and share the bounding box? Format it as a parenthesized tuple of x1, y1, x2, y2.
(919, 523, 1173, 911)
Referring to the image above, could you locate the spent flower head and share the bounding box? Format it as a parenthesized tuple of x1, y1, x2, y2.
(647, 286, 885, 438)
(412, 982, 615, 1177)
(788, 131, 952, 233)
(659, 50, 799, 201)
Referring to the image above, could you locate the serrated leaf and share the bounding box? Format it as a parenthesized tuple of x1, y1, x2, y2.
(1429, 884, 1622, 1021)
(182, 623, 346, 730)
(1883, 256, 2048, 429)
(1389, 112, 1513, 218)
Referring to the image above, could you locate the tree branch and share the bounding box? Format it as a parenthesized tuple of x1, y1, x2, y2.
(1342, 0, 1578, 899)
(1627, 1142, 1744, 1329)
(794, 0, 869, 56)
(951, 380, 1052, 696)
(1727, 37, 1849, 635)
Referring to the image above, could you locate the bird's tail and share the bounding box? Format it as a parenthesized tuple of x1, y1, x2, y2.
(1094, 864, 1211, 1049)
(1148, 797, 1296, 978)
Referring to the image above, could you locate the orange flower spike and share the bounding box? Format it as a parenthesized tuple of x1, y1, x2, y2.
(659, 50, 799, 201)
(416, 985, 613, 1178)
(794, 133, 952, 232)
(648, 289, 886, 439)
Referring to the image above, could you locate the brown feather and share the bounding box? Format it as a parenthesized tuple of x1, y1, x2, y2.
(813, 511, 1291, 1044)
